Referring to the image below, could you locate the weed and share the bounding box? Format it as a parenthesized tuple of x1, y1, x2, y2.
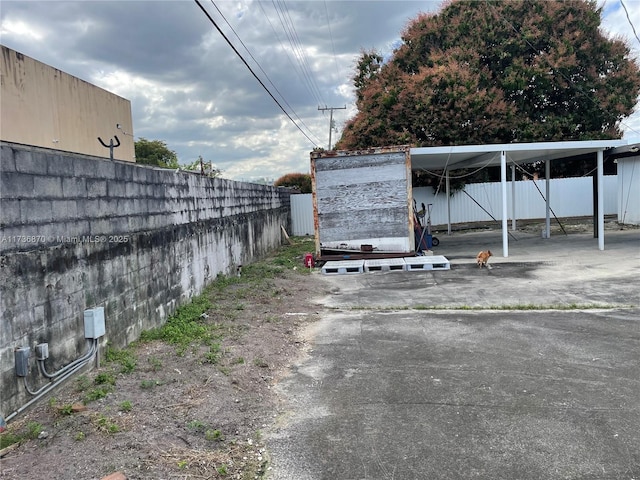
(253, 358, 269, 368)
(139, 294, 214, 354)
(0, 431, 22, 449)
(119, 400, 133, 412)
(177, 460, 188, 469)
(205, 429, 224, 442)
(95, 415, 120, 434)
(94, 372, 116, 386)
(58, 404, 74, 416)
(187, 420, 206, 432)
(83, 385, 113, 404)
(105, 346, 137, 373)
(232, 356, 245, 365)
(203, 343, 222, 364)
(48, 397, 57, 408)
(371, 303, 618, 311)
(265, 315, 280, 323)
(140, 379, 160, 389)
(148, 356, 163, 371)
(217, 464, 229, 475)
(26, 422, 43, 439)
(75, 431, 86, 441)
(75, 375, 92, 392)
(218, 366, 231, 376)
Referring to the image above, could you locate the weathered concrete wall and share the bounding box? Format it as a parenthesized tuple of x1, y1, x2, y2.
(0, 142, 291, 417)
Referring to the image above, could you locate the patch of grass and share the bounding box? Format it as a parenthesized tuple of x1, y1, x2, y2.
(148, 356, 163, 371)
(75, 375, 92, 392)
(119, 400, 133, 412)
(355, 303, 623, 311)
(83, 385, 113, 404)
(94, 372, 116, 386)
(232, 356, 245, 365)
(253, 358, 268, 368)
(205, 429, 224, 442)
(139, 294, 214, 355)
(140, 379, 161, 389)
(26, 422, 43, 439)
(105, 346, 137, 374)
(203, 343, 222, 364)
(0, 431, 22, 449)
(95, 415, 120, 434)
(58, 404, 75, 416)
(187, 420, 206, 432)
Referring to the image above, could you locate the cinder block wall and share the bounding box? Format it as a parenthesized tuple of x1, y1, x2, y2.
(0, 142, 291, 417)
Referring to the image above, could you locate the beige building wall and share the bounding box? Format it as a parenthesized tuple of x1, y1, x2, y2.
(1, 45, 135, 162)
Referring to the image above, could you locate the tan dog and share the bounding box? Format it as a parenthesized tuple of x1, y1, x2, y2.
(476, 250, 492, 268)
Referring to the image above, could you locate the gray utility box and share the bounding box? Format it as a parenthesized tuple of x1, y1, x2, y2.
(311, 146, 414, 260)
(15, 347, 30, 377)
(84, 307, 106, 339)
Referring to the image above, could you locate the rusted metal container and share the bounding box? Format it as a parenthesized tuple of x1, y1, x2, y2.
(310, 146, 414, 260)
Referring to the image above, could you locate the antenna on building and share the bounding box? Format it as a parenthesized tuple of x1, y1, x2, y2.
(98, 136, 121, 161)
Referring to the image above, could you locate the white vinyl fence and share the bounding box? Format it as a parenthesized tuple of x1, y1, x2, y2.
(290, 176, 618, 235)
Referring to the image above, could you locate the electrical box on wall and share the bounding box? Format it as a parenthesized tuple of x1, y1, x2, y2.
(84, 307, 106, 339)
(15, 347, 30, 377)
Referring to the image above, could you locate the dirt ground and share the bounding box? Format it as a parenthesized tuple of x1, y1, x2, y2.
(0, 242, 327, 480)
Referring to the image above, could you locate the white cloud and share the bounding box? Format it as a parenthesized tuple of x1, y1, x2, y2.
(1, 0, 638, 181)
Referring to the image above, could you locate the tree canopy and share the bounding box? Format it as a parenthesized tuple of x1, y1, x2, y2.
(336, 0, 640, 150)
(134, 138, 179, 168)
(274, 173, 312, 193)
(182, 155, 223, 178)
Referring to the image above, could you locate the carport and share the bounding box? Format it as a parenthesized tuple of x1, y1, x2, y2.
(410, 140, 628, 257)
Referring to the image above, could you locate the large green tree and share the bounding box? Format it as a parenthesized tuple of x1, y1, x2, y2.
(134, 138, 179, 168)
(336, 0, 640, 150)
(274, 173, 312, 193)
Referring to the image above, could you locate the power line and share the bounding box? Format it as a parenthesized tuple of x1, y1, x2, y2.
(208, 1, 322, 145)
(194, 0, 319, 147)
(271, 0, 326, 106)
(257, 1, 326, 119)
(619, 0, 640, 47)
(324, 1, 341, 78)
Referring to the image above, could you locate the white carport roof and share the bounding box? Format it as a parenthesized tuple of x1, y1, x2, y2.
(410, 139, 627, 170)
(409, 139, 629, 256)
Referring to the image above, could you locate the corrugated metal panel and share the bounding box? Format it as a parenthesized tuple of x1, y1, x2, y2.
(291, 176, 620, 234)
(290, 194, 314, 236)
(617, 157, 640, 225)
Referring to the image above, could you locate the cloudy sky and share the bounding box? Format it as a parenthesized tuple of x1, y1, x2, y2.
(1, 0, 639, 182)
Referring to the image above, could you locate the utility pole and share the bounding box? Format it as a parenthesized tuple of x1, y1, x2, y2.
(318, 105, 346, 150)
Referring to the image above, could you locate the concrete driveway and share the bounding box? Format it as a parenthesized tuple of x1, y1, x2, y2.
(267, 229, 640, 479)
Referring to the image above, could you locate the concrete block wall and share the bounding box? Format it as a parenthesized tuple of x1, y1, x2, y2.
(0, 142, 291, 417)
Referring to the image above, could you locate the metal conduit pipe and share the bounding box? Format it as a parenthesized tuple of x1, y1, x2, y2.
(6, 339, 98, 423)
(37, 340, 97, 379)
